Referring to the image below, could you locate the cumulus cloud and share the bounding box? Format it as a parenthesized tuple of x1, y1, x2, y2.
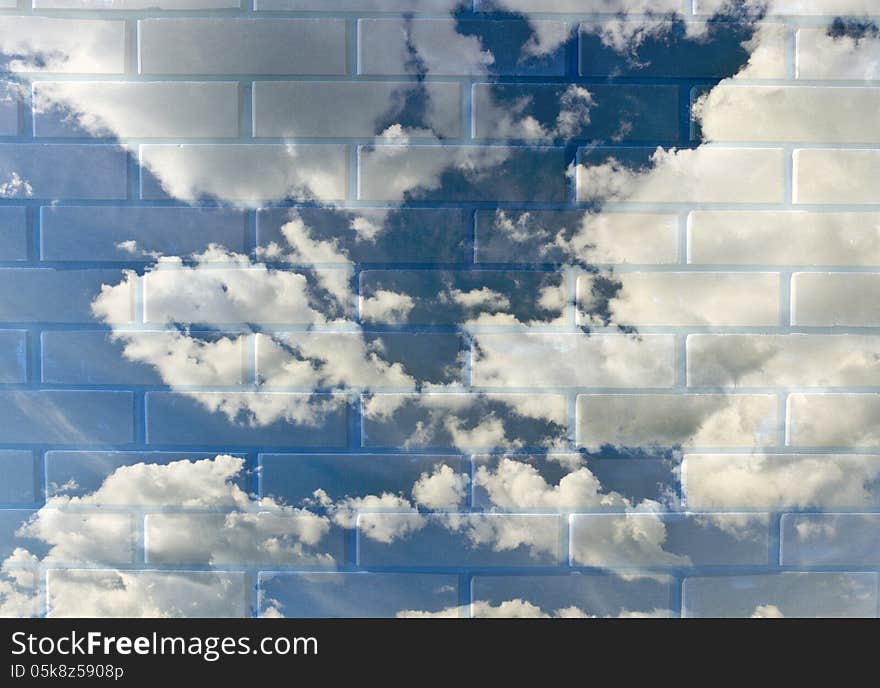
(396, 598, 672, 618)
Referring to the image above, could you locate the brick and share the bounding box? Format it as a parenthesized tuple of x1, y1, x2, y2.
(0, 269, 133, 323)
(788, 394, 880, 447)
(257, 208, 468, 264)
(683, 573, 878, 618)
(0, 145, 127, 200)
(39, 0, 238, 6)
(782, 514, 880, 566)
(792, 273, 880, 326)
(479, 0, 680, 10)
(33, 82, 240, 139)
(470, 333, 675, 388)
(2, 511, 133, 563)
(254, 82, 461, 139)
(477, 210, 677, 265)
(142, 267, 346, 325)
(697, 86, 880, 143)
(697, 0, 878, 15)
(259, 453, 465, 504)
(472, 454, 678, 511)
(357, 514, 562, 567)
(0, 451, 34, 504)
(0, 330, 26, 383)
(0, 207, 27, 261)
(139, 19, 347, 75)
(360, 270, 567, 326)
(41, 331, 247, 386)
(358, 19, 568, 76)
(687, 334, 880, 387)
(362, 393, 568, 449)
(46, 569, 248, 617)
(145, 512, 344, 566)
(0, 391, 133, 444)
(796, 27, 880, 80)
(46, 451, 246, 499)
(577, 394, 778, 449)
(0, 82, 18, 136)
(472, 574, 673, 618)
(580, 22, 785, 79)
(570, 513, 769, 568)
(577, 147, 784, 204)
(139, 144, 348, 202)
(577, 272, 780, 327)
(794, 150, 880, 204)
(41, 206, 247, 261)
(256, 332, 463, 389)
(0, 17, 125, 73)
(683, 453, 880, 510)
(259, 572, 460, 619)
(145, 392, 349, 447)
(359, 146, 567, 202)
(472, 84, 679, 141)
(688, 211, 880, 265)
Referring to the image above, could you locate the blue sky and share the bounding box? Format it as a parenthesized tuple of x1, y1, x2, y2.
(1, 0, 880, 618)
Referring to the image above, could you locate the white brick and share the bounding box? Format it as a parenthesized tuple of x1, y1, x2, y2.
(698, 86, 880, 143)
(258, 0, 458, 8)
(683, 453, 880, 509)
(577, 394, 778, 449)
(788, 394, 880, 447)
(792, 273, 880, 326)
(688, 334, 880, 387)
(577, 147, 784, 204)
(471, 333, 675, 389)
(34, 82, 239, 139)
(794, 150, 880, 204)
(577, 272, 780, 327)
(253, 82, 461, 139)
(688, 211, 880, 265)
(139, 144, 348, 202)
(0, 17, 125, 73)
(797, 26, 880, 80)
(139, 19, 347, 75)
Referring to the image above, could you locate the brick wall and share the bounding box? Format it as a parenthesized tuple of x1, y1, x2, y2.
(1, 0, 879, 618)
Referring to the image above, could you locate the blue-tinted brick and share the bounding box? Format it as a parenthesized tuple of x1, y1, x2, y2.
(46, 451, 247, 499)
(259, 572, 460, 618)
(41, 207, 247, 261)
(358, 513, 562, 567)
(359, 19, 568, 77)
(473, 84, 679, 142)
(359, 270, 566, 325)
(146, 392, 349, 447)
(256, 208, 468, 264)
(0, 330, 26, 383)
(570, 513, 770, 569)
(0, 451, 35, 504)
(580, 21, 764, 78)
(41, 331, 244, 385)
(782, 514, 880, 566)
(0, 207, 26, 262)
(472, 574, 674, 618)
(683, 573, 879, 618)
(0, 269, 131, 323)
(472, 454, 677, 511)
(0, 391, 133, 444)
(0, 83, 19, 136)
(0, 145, 127, 200)
(363, 393, 567, 450)
(358, 146, 568, 202)
(259, 453, 464, 504)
